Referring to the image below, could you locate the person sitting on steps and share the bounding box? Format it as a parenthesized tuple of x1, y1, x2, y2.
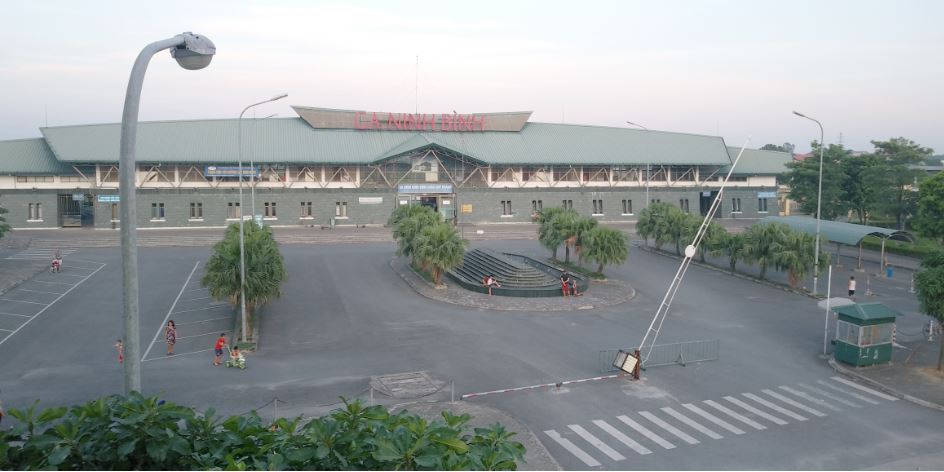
(484, 274, 501, 295)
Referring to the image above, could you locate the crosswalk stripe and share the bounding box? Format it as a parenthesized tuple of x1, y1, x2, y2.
(723, 396, 787, 425)
(798, 383, 861, 408)
(742, 393, 807, 421)
(682, 403, 745, 435)
(616, 415, 676, 449)
(831, 376, 898, 401)
(593, 420, 652, 455)
(638, 411, 700, 445)
(779, 386, 843, 411)
(568, 425, 625, 461)
(661, 407, 722, 439)
(817, 379, 879, 405)
(762, 389, 827, 417)
(544, 430, 601, 467)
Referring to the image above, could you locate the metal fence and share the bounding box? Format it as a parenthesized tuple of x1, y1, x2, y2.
(598, 339, 720, 373)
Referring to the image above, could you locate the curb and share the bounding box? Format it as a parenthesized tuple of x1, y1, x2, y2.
(826, 358, 944, 412)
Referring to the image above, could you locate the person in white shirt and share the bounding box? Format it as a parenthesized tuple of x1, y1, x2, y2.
(848, 276, 856, 300)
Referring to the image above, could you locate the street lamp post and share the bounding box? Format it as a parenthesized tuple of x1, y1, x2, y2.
(249, 113, 278, 222)
(626, 121, 650, 208)
(793, 110, 825, 295)
(119, 32, 215, 393)
(237, 95, 287, 343)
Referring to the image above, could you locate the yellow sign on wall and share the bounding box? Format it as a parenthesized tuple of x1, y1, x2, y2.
(461, 204, 473, 213)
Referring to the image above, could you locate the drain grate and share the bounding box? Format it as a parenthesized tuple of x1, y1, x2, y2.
(371, 371, 444, 399)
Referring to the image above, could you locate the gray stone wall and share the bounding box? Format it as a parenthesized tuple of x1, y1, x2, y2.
(3, 187, 780, 229)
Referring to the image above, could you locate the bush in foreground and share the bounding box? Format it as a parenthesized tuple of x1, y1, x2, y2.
(0, 393, 525, 470)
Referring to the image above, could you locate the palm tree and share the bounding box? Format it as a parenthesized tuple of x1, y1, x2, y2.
(582, 226, 629, 275)
(635, 206, 655, 248)
(711, 232, 745, 274)
(775, 229, 830, 289)
(412, 222, 468, 285)
(202, 223, 286, 341)
(537, 207, 572, 259)
(388, 204, 434, 228)
(567, 216, 598, 265)
(698, 220, 728, 263)
(392, 208, 441, 262)
(662, 206, 690, 255)
(742, 222, 787, 280)
(639, 202, 675, 251)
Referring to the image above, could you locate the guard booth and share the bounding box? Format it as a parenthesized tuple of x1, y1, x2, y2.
(832, 303, 900, 367)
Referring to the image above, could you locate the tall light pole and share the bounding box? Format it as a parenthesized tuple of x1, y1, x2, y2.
(250, 113, 278, 222)
(793, 110, 825, 295)
(626, 121, 650, 208)
(237, 94, 287, 343)
(119, 32, 215, 393)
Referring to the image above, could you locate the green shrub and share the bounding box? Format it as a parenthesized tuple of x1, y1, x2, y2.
(0, 393, 526, 470)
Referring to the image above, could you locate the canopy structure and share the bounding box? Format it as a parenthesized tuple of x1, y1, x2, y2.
(760, 216, 915, 271)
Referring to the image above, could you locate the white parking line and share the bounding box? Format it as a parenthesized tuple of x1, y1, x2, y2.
(142, 261, 200, 361)
(29, 280, 74, 286)
(0, 312, 31, 318)
(779, 386, 843, 411)
(661, 407, 723, 440)
(742, 393, 807, 421)
(152, 332, 217, 342)
(170, 305, 230, 316)
(175, 316, 229, 326)
(568, 424, 625, 461)
(142, 347, 214, 363)
(639, 411, 699, 445)
(0, 328, 13, 332)
(0, 298, 47, 305)
(682, 403, 745, 435)
(616, 415, 675, 449)
(48, 273, 86, 278)
(722, 396, 786, 426)
(0, 262, 106, 347)
(544, 430, 600, 467)
(180, 296, 211, 302)
(831, 377, 899, 401)
(15, 288, 65, 295)
(593, 419, 652, 455)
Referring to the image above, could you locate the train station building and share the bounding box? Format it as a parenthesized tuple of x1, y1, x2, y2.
(0, 106, 791, 229)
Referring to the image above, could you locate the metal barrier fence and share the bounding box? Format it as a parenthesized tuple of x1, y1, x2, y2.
(598, 339, 720, 373)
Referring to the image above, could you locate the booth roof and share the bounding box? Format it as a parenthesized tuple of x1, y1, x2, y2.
(832, 302, 900, 321)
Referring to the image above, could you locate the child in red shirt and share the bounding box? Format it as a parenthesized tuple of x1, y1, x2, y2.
(213, 334, 227, 366)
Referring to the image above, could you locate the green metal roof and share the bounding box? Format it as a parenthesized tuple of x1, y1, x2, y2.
(760, 216, 916, 245)
(832, 302, 900, 322)
(32, 118, 733, 167)
(0, 138, 74, 174)
(724, 146, 793, 175)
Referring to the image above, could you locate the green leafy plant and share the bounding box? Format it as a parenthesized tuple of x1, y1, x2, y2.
(581, 226, 629, 275)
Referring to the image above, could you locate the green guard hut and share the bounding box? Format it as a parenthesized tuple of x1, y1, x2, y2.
(832, 302, 900, 367)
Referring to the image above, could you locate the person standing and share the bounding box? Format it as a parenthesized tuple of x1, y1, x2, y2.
(848, 276, 857, 301)
(560, 272, 571, 297)
(115, 339, 124, 364)
(165, 320, 177, 356)
(213, 333, 227, 366)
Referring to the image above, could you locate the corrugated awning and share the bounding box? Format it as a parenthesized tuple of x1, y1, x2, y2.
(761, 216, 916, 245)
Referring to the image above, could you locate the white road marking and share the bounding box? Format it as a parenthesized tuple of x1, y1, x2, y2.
(0, 298, 47, 305)
(15, 288, 65, 295)
(170, 305, 231, 315)
(797, 383, 861, 408)
(762, 389, 827, 417)
(616, 415, 675, 449)
(0, 312, 31, 318)
(155, 332, 218, 342)
(593, 419, 652, 455)
(0, 328, 13, 332)
(175, 316, 230, 326)
(779, 386, 843, 411)
(544, 430, 601, 467)
(831, 376, 898, 401)
(638, 411, 699, 445)
(817, 379, 879, 405)
(722, 396, 786, 426)
(141, 347, 215, 362)
(682, 403, 745, 434)
(142, 261, 200, 361)
(29, 280, 74, 286)
(569, 424, 625, 461)
(742, 393, 808, 421)
(180, 296, 211, 302)
(662, 407, 722, 439)
(47, 273, 85, 278)
(0, 262, 106, 347)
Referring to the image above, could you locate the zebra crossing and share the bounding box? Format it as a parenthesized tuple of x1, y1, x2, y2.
(543, 377, 897, 468)
(4, 247, 78, 261)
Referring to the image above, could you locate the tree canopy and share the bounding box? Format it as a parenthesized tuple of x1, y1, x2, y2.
(784, 142, 849, 220)
(914, 172, 944, 242)
(914, 250, 944, 371)
(0, 204, 10, 239)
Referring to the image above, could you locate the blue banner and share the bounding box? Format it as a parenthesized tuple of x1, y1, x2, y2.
(205, 166, 259, 178)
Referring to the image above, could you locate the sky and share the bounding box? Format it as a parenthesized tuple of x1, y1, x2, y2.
(1, 0, 942, 154)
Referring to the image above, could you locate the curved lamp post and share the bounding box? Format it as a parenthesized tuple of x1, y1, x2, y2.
(793, 110, 825, 295)
(119, 32, 215, 393)
(237, 94, 287, 343)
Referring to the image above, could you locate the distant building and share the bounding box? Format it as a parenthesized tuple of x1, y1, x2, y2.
(0, 106, 792, 229)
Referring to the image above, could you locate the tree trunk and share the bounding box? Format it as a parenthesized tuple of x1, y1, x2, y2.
(598, 263, 604, 274)
(675, 241, 681, 256)
(759, 264, 767, 280)
(565, 245, 571, 263)
(729, 258, 737, 274)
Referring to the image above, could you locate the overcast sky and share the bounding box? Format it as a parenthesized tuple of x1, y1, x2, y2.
(1, 0, 941, 154)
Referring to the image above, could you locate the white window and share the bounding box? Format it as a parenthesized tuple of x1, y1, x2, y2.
(732, 198, 742, 213)
(592, 199, 604, 215)
(562, 199, 573, 210)
(264, 202, 277, 218)
(150, 202, 165, 220)
(189, 202, 203, 219)
(28, 203, 43, 220)
(227, 202, 241, 219)
(679, 198, 689, 213)
(501, 200, 513, 216)
(301, 201, 313, 218)
(622, 199, 633, 215)
(758, 198, 768, 213)
(111, 203, 119, 221)
(531, 200, 543, 213)
(335, 201, 347, 217)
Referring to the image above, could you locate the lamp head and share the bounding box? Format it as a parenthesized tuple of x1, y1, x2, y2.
(170, 32, 216, 70)
(271, 93, 288, 101)
(792, 111, 805, 118)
